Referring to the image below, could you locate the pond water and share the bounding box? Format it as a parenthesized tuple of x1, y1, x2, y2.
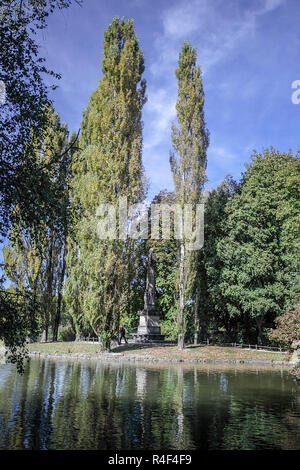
(0, 358, 299, 450)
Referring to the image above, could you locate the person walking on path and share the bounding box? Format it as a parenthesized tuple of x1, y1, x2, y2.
(119, 324, 128, 344)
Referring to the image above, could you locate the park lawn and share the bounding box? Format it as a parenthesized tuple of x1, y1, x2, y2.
(27, 341, 101, 355)
(26, 341, 288, 362)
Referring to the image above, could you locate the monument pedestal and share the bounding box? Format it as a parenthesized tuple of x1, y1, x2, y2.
(133, 248, 165, 343)
(133, 308, 165, 343)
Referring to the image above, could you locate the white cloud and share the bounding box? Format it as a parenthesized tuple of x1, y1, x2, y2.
(261, 0, 285, 14)
(143, 0, 286, 195)
(151, 0, 286, 76)
(144, 88, 176, 150)
(162, 0, 209, 38)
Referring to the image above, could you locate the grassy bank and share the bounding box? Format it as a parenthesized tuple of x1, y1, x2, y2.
(26, 341, 289, 362)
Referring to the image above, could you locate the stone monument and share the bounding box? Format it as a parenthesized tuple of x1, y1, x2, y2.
(291, 340, 300, 365)
(133, 248, 165, 342)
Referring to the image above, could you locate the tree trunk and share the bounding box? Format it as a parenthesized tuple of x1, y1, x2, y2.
(178, 242, 185, 350)
(75, 333, 82, 341)
(194, 288, 200, 345)
(43, 234, 53, 344)
(99, 337, 111, 353)
(52, 241, 67, 342)
(256, 317, 263, 345)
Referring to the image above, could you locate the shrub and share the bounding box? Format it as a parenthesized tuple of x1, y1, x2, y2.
(160, 319, 178, 340)
(269, 306, 300, 350)
(291, 363, 300, 381)
(57, 325, 76, 342)
(120, 312, 139, 334)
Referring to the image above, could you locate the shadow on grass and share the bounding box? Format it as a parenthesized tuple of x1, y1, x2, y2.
(112, 343, 175, 353)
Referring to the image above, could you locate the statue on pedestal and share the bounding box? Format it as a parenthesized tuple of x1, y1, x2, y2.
(134, 248, 165, 342)
(143, 248, 157, 313)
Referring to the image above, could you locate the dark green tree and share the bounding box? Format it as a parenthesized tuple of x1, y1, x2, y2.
(0, 0, 80, 236)
(199, 175, 237, 341)
(0, 0, 81, 367)
(147, 190, 179, 339)
(217, 149, 300, 343)
(3, 107, 73, 343)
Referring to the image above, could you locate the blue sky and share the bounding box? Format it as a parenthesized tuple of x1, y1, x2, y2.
(39, 0, 300, 200)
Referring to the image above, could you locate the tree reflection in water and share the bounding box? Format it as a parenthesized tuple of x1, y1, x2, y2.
(0, 359, 299, 450)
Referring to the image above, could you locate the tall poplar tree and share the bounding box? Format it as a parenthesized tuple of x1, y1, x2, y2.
(170, 41, 209, 350)
(68, 17, 146, 350)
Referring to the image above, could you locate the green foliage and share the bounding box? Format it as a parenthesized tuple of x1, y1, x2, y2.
(66, 17, 147, 350)
(160, 305, 179, 340)
(170, 41, 209, 349)
(0, 0, 79, 369)
(0, 286, 39, 372)
(269, 305, 300, 349)
(57, 324, 76, 342)
(1, 10, 299, 359)
(99, 330, 113, 352)
(217, 149, 300, 343)
(170, 41, 209, 207)
(0, 0, 77, 237)
(147, 190, 179, 320)
(199, 175, 237, 339)
(2, 107, 73, 344)
(290, 363, 300, 381)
